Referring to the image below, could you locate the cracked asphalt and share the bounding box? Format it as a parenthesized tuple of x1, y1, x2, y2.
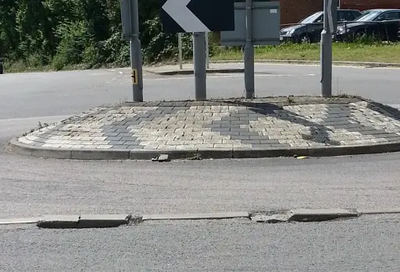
(1, 215, 400, 271)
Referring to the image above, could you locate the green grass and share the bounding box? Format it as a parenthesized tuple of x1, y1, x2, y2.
(4, 41, 400, 73)
(212, 42, 400, 63)
(3, 60, 119, 73)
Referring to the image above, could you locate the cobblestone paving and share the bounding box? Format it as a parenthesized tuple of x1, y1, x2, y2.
(16, 98, 400, 151)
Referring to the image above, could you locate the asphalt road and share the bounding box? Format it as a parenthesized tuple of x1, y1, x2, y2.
(1, 64, 400, 218)
(1, 63, 400, 119)
(1, 215, 399, 271)
(1, 64, 400, 271)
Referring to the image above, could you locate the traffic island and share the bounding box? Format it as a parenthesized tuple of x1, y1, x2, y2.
(9, 96, 400, 160)
(144, 63, 244, 76)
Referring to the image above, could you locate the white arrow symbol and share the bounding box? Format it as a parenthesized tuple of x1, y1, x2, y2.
(162, 0, 210, 32)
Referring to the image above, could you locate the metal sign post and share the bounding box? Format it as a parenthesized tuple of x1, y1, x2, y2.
(120, 0, 144, 102)
(161, 0, 234, 101)
(178, 33, 183, 69)
(244, 0, 255, 99)
(320, 0, 337, 98)
(193, 32, 207, 100)
(129, 0, 143, 102)
(205, 32, 210, 69)
(221, 1, 280, 99)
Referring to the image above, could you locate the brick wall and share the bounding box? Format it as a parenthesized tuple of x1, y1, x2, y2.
(281, 0, 323, 26)
(341, 0, 400, 10)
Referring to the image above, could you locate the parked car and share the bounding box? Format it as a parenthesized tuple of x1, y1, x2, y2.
(280, 9, 362, 43)
(336, 9, 400, 41)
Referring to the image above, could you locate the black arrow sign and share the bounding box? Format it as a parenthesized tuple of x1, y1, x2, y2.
(161, 0, 235, 33)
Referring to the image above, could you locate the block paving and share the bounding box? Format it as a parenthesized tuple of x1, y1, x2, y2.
(16, 97, 400, 153)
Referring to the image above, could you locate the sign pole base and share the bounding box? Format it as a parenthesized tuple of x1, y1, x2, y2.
(130, 38, 144, 102)
(320, 30, 332, 98)
(244, 0, 255, 99)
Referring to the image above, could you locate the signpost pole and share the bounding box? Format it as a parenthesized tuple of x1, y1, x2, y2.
(130, 0, 143, 102)
(321, 0, 333, 97)
(205, 32, 210, 69)
(193, 32, 207, 100)
(178, 33, 183, 69)
(244, 0, 255, 99)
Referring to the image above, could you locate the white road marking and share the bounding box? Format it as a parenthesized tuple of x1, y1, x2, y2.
(106, 78, 118, 85)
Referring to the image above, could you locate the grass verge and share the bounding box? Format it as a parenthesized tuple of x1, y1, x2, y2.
(212, 42, 400, 63)
(3, 41, 400, 73)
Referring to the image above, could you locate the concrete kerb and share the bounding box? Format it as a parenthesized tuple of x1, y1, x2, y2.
(357, 208, 400, 215)
(0, 218, 40, 226)
(287, 208, 360, 222)
(2, 209, 400, 228)
(141, 212, 250, 221)
(210, 59, 400, 68)
(144, 67, 244, 76)
(9, 137, 400, 161)
(8, 138, 130, 161)
(36, 214, 132, 229)
(145, 61, 400, 75)
(251, 208, 360, 223)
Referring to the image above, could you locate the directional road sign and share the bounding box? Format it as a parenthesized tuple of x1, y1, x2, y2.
(161, 0, 235, 33)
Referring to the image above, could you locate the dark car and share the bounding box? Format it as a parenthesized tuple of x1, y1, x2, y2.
(280, 9, 362, 43)
(336, 9, 400, 41)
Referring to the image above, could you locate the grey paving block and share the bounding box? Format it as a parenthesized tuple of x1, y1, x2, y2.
(259, 140, 281, 144)
(173, 107, 189, 111)
(241, 140, 262, 144)
(113, 128, 131, 133)
(220, 131, 239, 136)
(239, 116, 260, 121)
(230, 128, 250, 132)
(119, 133, 135, 138)
(106, 136, 123, 141)
(108, 140, 127, 146)
(211, 127, 230, 132)
(104, 132, 119, 137)
(250, 136, 268, 140)
(207, 123, 223, 128)
(124, 140, 141, 146)
(113, 125, 129, 130)
(250, 144, 276, 149)
(221, 117, 240, 121)
(239, 132, 257, 136)
(230, 135, 251, 140)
